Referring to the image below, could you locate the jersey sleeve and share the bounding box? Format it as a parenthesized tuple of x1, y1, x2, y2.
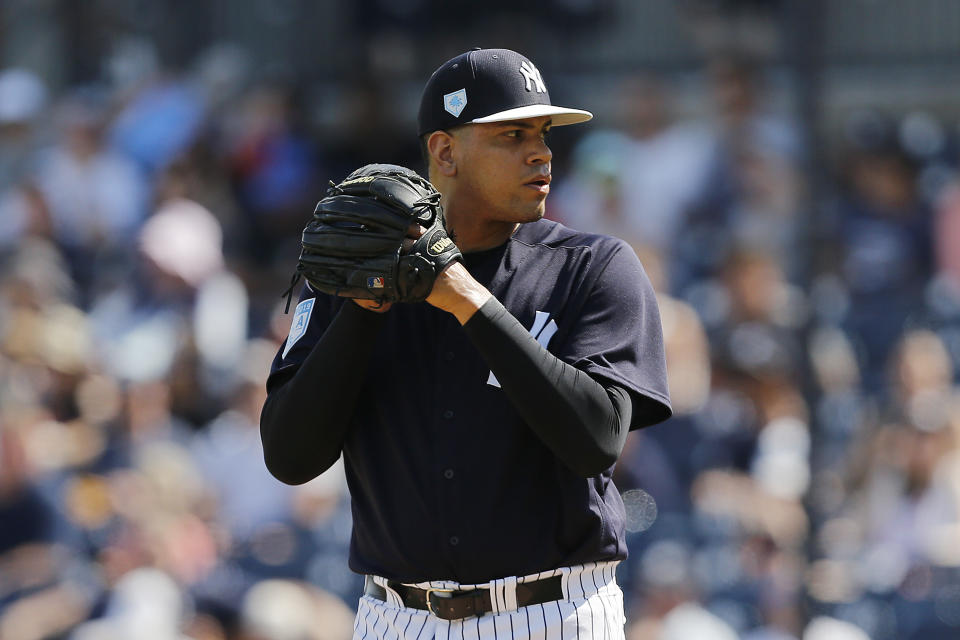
(266, 282, 341, 392)
(557, 241, 672, 430)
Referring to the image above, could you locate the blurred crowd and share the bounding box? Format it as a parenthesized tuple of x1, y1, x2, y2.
(2, 32, 960, 640)
(560, 55, 960, 640)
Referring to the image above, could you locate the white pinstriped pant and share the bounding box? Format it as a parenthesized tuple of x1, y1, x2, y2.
(353, 561, 626, 640)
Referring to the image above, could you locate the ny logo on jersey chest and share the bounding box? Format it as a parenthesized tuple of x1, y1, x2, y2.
(487, 310, 558, 388)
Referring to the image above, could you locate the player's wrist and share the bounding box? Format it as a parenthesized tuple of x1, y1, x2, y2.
(426, 261, 492, 324)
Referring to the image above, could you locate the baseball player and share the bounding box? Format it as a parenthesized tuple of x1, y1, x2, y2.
(260, 48, 672, 639)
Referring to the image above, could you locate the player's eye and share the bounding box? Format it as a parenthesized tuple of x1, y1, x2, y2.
(504, 130, 522, 138)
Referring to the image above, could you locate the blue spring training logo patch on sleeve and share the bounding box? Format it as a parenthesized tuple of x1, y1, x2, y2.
(283, 297, 315, 358)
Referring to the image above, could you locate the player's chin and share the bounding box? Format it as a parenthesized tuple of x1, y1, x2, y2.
(510, 206, 545, 224)
(513, 195, 547, 222)
(529, 199, 548, 221)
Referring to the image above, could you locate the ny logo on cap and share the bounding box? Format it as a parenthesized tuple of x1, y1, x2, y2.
(443, 88, 468, 117)
(519, 61, 546, 93)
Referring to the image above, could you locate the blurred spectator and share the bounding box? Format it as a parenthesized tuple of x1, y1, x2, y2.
(844, 331, 959, 564)
(554, 74, 714, 259)
(674, 52, 803, 290)
(70, 568, 191, 640)
(21, 91, 146, 308)
(108, 74, 205, 176)
(616, 75, 716, 253)
(34, 91, 147, 257)
(239, 579, 354, 640)
(190, 340, 292, 541)
(0, 68, 47, 192)
(934, 177, 960, 288)
(803, 617, 870, 640)
(0, 183, 54, 250)
(826, 132, 933, 393)
(625, 540, 699, 639)
(87, 197, 247, 418)
(657, 601, 740, 640)
(0, 427, 56, 555)
(0, 69, 50, 249)
(707, 53, 800, 162)
(224, 83, 319, 266)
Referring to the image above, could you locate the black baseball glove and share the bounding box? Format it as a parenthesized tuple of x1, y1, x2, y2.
(290, 163, 462, 307)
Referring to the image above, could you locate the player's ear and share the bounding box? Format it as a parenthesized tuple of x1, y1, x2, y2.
(427, 130, 457, 177)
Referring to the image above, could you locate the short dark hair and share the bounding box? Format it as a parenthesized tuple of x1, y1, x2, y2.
(419, 133, 431, 174)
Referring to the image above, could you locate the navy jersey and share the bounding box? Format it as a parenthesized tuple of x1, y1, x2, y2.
(267, 218, 671, 584)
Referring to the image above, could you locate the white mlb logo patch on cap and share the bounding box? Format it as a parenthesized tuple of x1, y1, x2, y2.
(443, 89, 467, 118)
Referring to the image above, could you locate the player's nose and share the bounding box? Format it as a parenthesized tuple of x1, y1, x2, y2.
(528, 139, 552, 165)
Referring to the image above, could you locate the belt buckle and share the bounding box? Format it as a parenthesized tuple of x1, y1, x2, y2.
(424, 587, 456, 617)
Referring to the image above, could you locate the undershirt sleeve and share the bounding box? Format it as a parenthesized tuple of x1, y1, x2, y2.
(260, 301, 387, 485)
(462, 297, 633, 478)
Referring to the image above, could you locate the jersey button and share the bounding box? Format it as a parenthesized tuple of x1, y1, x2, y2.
(443, 410, 454, 419)
(449, 536, 459, 546)
(444, 351, 455, 361)
(443, 468, 454, 479)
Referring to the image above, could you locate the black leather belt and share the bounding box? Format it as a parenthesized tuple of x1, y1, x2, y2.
(364, 575, 563, 620)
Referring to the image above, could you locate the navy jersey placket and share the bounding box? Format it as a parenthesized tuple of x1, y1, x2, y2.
(434, 312, 464, 567)
(434, 245, 506, 576)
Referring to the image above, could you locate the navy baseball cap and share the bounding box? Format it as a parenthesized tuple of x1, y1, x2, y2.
(417, 48, 593, 137)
